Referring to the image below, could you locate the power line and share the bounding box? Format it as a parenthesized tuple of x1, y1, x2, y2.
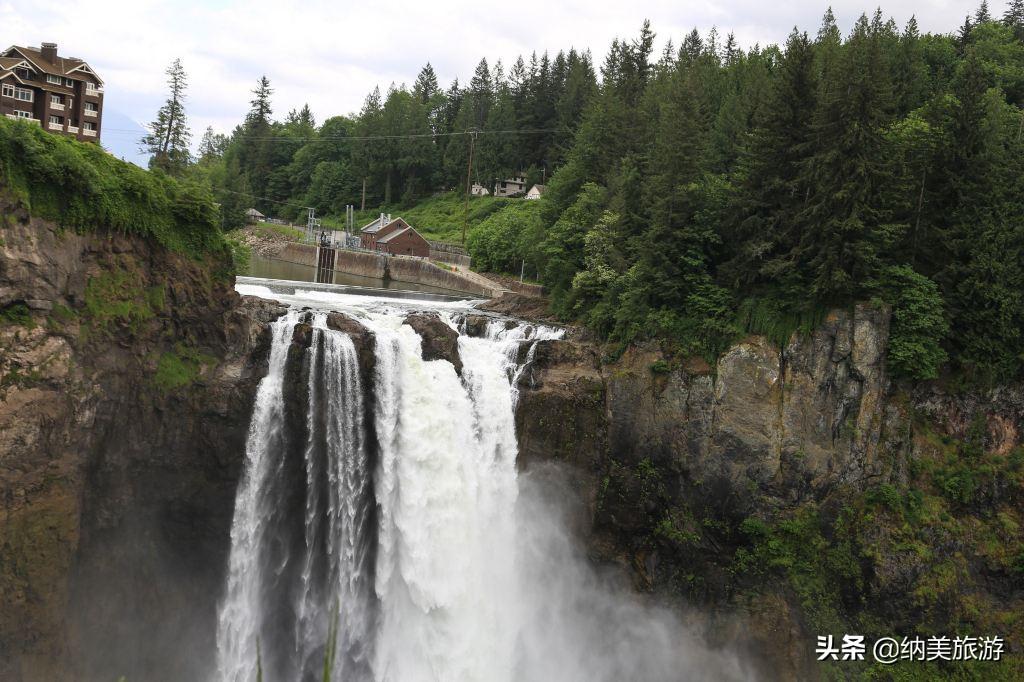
(95, 127, 570, 143)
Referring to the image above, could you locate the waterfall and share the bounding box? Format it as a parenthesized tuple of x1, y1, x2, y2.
(216, 311, 374, 682)
(216, 300, 751, 682)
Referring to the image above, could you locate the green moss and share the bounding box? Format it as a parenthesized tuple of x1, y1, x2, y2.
(0, 118, 224, 257)
(83, 269, 161, 336)
(152, 344, 216, 393)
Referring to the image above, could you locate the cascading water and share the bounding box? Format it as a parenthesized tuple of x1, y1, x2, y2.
(217, 311, 375, 682)
(217, 293, 752, 682)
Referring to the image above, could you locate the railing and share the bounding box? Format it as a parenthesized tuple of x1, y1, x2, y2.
(66, 125, 79, 134)
(82, 128, 96, 137)
(47, 122, 62, 131)
(6, 114, 40, 125)
(85, 86, 103, 96)
(85, 109, 97, 117)
(50, 102, 64, 111)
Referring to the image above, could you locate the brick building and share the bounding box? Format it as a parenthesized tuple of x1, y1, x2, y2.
(0, 43, 104, 142)
(359, 215, 430, 257)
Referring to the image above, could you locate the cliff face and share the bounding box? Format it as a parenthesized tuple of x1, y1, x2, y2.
(0, 200, 281, 682)
(514, 305, 1024, 679)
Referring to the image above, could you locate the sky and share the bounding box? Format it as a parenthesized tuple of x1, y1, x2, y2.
(1, 0, 986, 165)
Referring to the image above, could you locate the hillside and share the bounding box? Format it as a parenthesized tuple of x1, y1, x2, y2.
(344, 191, 518, 243)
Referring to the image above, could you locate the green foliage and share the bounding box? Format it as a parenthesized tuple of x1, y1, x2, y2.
(224, 229, 252, 273)
(0, 118, 223, 257)
(877, 265, 949, 380)
(466, 201, 541, 272)
(0, 302, 33, 327)
(735, 296, 828, 349)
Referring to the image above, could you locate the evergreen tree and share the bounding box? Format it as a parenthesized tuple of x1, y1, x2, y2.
(197, 126, 227, 163)
(248, 76, 274, 126)
(141, 58, 191, 175)
(1005, 0, 1024, 39)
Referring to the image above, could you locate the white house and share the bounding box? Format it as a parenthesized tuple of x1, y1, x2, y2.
(525, 184, 547, 200)
(493, 176, 527, 198)
(470, 182, 490, 196)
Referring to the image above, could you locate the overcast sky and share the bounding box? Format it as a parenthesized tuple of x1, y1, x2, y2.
(2, 0, 986, 162)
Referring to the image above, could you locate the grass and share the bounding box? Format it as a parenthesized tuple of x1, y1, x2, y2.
(0, 117, 224, 257)
(253, 222, 303, 241)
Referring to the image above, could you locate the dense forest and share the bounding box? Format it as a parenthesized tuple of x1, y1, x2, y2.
(153, 2, 1024, 383)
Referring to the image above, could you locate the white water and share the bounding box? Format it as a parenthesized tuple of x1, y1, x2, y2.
(216, 297, 752, 682)
(216, 311, 298, 682)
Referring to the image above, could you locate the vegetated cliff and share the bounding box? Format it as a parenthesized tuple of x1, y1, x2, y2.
(0, 194, 281, 681)
(509, 302, 1024, 681)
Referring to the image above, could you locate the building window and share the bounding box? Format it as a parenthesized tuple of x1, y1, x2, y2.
(46, 74, 62, 85)
(50, 94, 62, 105)
(16, 68, 31, 80)
(15, 110, 32, 119)
(83, 121, 96, 131)
(1, 84, 13, 98)
(65, 78, 75, 87)
(85, 82, 99, 93)
(49, 115, 62, 124)
(85, 101, 97, 112)
(12, 87, 33, 102)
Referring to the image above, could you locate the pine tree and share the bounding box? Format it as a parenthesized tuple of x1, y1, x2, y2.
(724, 29, 816, 291)
(197, 126, 227, 163)
(975, 0, 991, 23)
(248, 76, 273, 126)
(140, 58, 191, 175)
(795, 14, 894, 302)
(413, 63, 439, 103)
(1005, 0, 1024, 39)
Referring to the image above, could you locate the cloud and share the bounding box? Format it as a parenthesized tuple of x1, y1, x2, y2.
(5, 0, 982, 151)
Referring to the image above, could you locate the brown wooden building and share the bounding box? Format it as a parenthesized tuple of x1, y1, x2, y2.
(0, 43, 104, 143)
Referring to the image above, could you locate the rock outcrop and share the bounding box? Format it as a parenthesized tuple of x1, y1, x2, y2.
(403, 312, 462, 374)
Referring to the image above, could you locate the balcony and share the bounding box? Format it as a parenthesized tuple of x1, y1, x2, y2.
(82, 128, 96, 137)
(85, 86, 103, 97)
(48, 122, 62, 132)
(5, 114, 40, 125)
(67, 125, 79, 134)
(85, 109, 97, 117)
(50, 102, 64, 111)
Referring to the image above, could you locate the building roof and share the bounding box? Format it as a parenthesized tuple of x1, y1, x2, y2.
(360, 214, 394, 234)
(1, 45, 103, 84)
(377, 224, 427, 245)
(376, 226, 413, 244)
(245, 208, 265, 217)
(528, 184, 547, 194)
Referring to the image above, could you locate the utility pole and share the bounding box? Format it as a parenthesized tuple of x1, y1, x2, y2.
(462, 128, 479, 245)
(361, 178, 367, 211)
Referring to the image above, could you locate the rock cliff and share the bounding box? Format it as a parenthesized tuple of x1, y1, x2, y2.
(0, 198, 281, 681)
(513, 304, 1023, 679)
